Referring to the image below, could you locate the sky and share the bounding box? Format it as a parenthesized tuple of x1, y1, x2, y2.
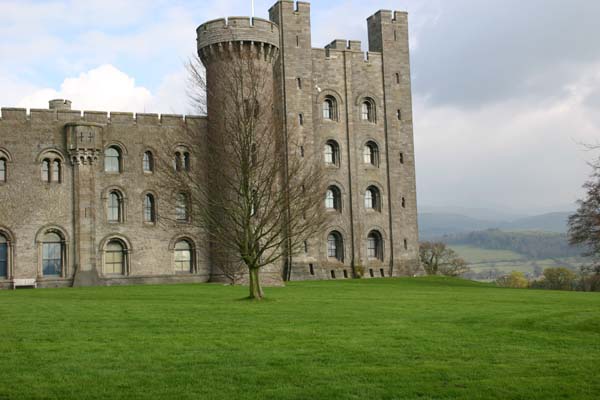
(1, 0, 599, 216)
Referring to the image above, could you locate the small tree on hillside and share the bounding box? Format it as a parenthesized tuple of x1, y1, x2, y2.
(569, 159, 600, 275)
(419, 242, 469, 277)
(496, 271, 528, 288)
(541, 267, 577, 291)
(157, 55, 326, 300)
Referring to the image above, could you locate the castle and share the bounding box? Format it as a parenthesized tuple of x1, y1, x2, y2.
(0, 0, 419, 289)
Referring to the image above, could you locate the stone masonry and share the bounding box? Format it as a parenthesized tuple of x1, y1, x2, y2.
(0, 0, 419, 289)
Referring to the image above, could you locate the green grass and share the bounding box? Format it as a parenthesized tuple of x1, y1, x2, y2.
(1, 278, 599, 399)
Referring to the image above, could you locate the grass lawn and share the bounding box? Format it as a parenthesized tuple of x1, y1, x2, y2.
(1, 277, 599, 399)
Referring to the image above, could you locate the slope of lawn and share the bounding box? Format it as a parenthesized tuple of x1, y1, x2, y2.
(1, 277, 599, 400)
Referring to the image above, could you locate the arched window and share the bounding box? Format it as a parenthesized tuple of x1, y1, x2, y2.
(327, 231, 343, 261)
(105, 147, 121, 173)
(104, 240, 125, 275)
(0, 158, 6, 182)
(324, 140, 340, 166)
(144, 194, 156, 223)
(42, 232, 63, 276)
(143, 151, 154, 173)
(325, 186, 341, 211)
(363, 141, 379, 166)
(367, 230, 383, 260)
(174, 151, 181, 171)
(365, 186, 381, 211)
(41, 159, 50, 182)
(107, 191, 123, 222)
(174, 240, 193, 273)
(323, 96, 337, 121)
(184, 152, 191, 171)
(176, 193, 189, 222)
(52, 160, 61, 182)
(361, 99, 375, 122)
(0, 234, 7, 278)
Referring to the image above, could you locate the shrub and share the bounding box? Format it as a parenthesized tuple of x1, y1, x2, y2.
(496, 271, 528, 288)
(541, 267, 577, 290)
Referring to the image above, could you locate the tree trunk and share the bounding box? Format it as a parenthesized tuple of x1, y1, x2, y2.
(248, 267, 264, 300)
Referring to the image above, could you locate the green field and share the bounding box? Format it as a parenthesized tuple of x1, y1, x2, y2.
(1, 278, 599, 399)
(449, 245, 584, 278)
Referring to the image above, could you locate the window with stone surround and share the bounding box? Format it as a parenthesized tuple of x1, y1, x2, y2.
(144, 194, 156, 223)
(143, 151, 154, 173)
(363, 141, 379, 166)
(323, 96, 338, 121)
(174, 240, 193, 273)
(324, 140, 340, 166)
(0, 234, 8, 278)
(367, 230, 383, 261)
(365, 186, 381, 211)
(361, 98, 376, 123)
(327, 231, 343, 261)
(0, 158, 5, 183)
(105, 146, 122, 173)
(42, 232, 63, 276)
(104, 240, 125, 275)
(325, 186, 341, 212)
(107, 191, 124, 223)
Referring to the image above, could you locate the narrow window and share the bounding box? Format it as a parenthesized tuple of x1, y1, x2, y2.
(343, 269, 348, 278)
(395, 73, 400, 84)
(297, 77, 302, 89)
(144, 194, 156, 223)
(394, 30, 397, 41)
(309, 263, 315, 275)
(380, 268, 385, 277)
(361, 99, 375, 122)
(0, 234, 8, 278)
(367, 230, 383, 260)
(324, 140, 339, 166)
(296, 35, 300, 47)
(184, 152, 191, 171)
(174, 152, 181, 171)
(108, 191, 122, 222)
(325, 186, 341, 211)
(41, 159, 50, 182)
(397, 109, 401, 120)
(331, 270, 336, 279)
(303, 240, 308, 253)
(105, 240, 125, 275)
(399, 152, 404, 164)
(104, 147, 121, 173)
(363, 141, 379, 166)
(327, 231, 343, 261)
(52, 160, 61, 183)
(176, 193, 188, 221)
(402, 197, 406, 208)
(300, 146, 305, 157)
(42, 232, 62, 276)
(143, 151, 153, 173)
(365, 186, 381, 211)
(174, 240, 193, 273)
(404, 239, 408, 250)
(298, 113, 304, 126)
(322, 96, 337, 120)
(369, 269, 374, 277)
(0, 158, 5, 182)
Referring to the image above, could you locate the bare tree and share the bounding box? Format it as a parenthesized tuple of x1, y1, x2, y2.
(156, 53, 326, 299)
(419, 241, 469, 277)
(569, 157, 600, 274)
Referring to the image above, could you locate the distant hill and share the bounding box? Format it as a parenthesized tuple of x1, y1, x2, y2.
(419, 211, 572, 239)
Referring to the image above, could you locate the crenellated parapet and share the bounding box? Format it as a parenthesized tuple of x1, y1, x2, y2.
(197, 17, 280, 64)
(0, 108, 207, 127)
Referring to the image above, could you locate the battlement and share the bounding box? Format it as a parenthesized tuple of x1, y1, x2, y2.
(0, 107, 206, 126)
(268, 0, 310, 15)
(325, 39, 363, 52)
(197, 16, 280, 51)
(367, 10, 407, 24)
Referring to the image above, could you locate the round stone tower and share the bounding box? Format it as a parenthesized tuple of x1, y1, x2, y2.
(196, 17, 284, 286)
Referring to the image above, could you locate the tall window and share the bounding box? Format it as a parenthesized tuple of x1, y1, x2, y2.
(52, 160, 61, 182)
(0, 158, 6, 182)
(367, 231, 383, 260)
(324, 140, 339, 166)
(325, 186, 341, 211)
(143, 151, 154, 173)
(41, 159, 50, 181)
(0, 234, 7, 278)
(42, 232, 62, 276)
(174, 240, 192, 273)
(365, 186, 381, 211)
(363, 141, 379, 166)
(361, 99, 375, 122)
(176, 193, 188, 222)
(105, 147, 121, 173)
(105, 240, 125, 275)
(327, 231, 343, 261)
(323, 96, 337, 120)
(144, 194, 156, 223)
(108, 191, 123, 222)
(184, 152, 191, 171)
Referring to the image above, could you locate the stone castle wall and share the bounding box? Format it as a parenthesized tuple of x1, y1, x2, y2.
(0, 0, 420, 288)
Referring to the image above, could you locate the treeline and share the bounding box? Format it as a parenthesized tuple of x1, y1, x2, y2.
(442, 229, 584, 259)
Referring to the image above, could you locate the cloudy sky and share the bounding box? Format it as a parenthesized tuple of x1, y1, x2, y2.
(1, 0, 599, 216)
